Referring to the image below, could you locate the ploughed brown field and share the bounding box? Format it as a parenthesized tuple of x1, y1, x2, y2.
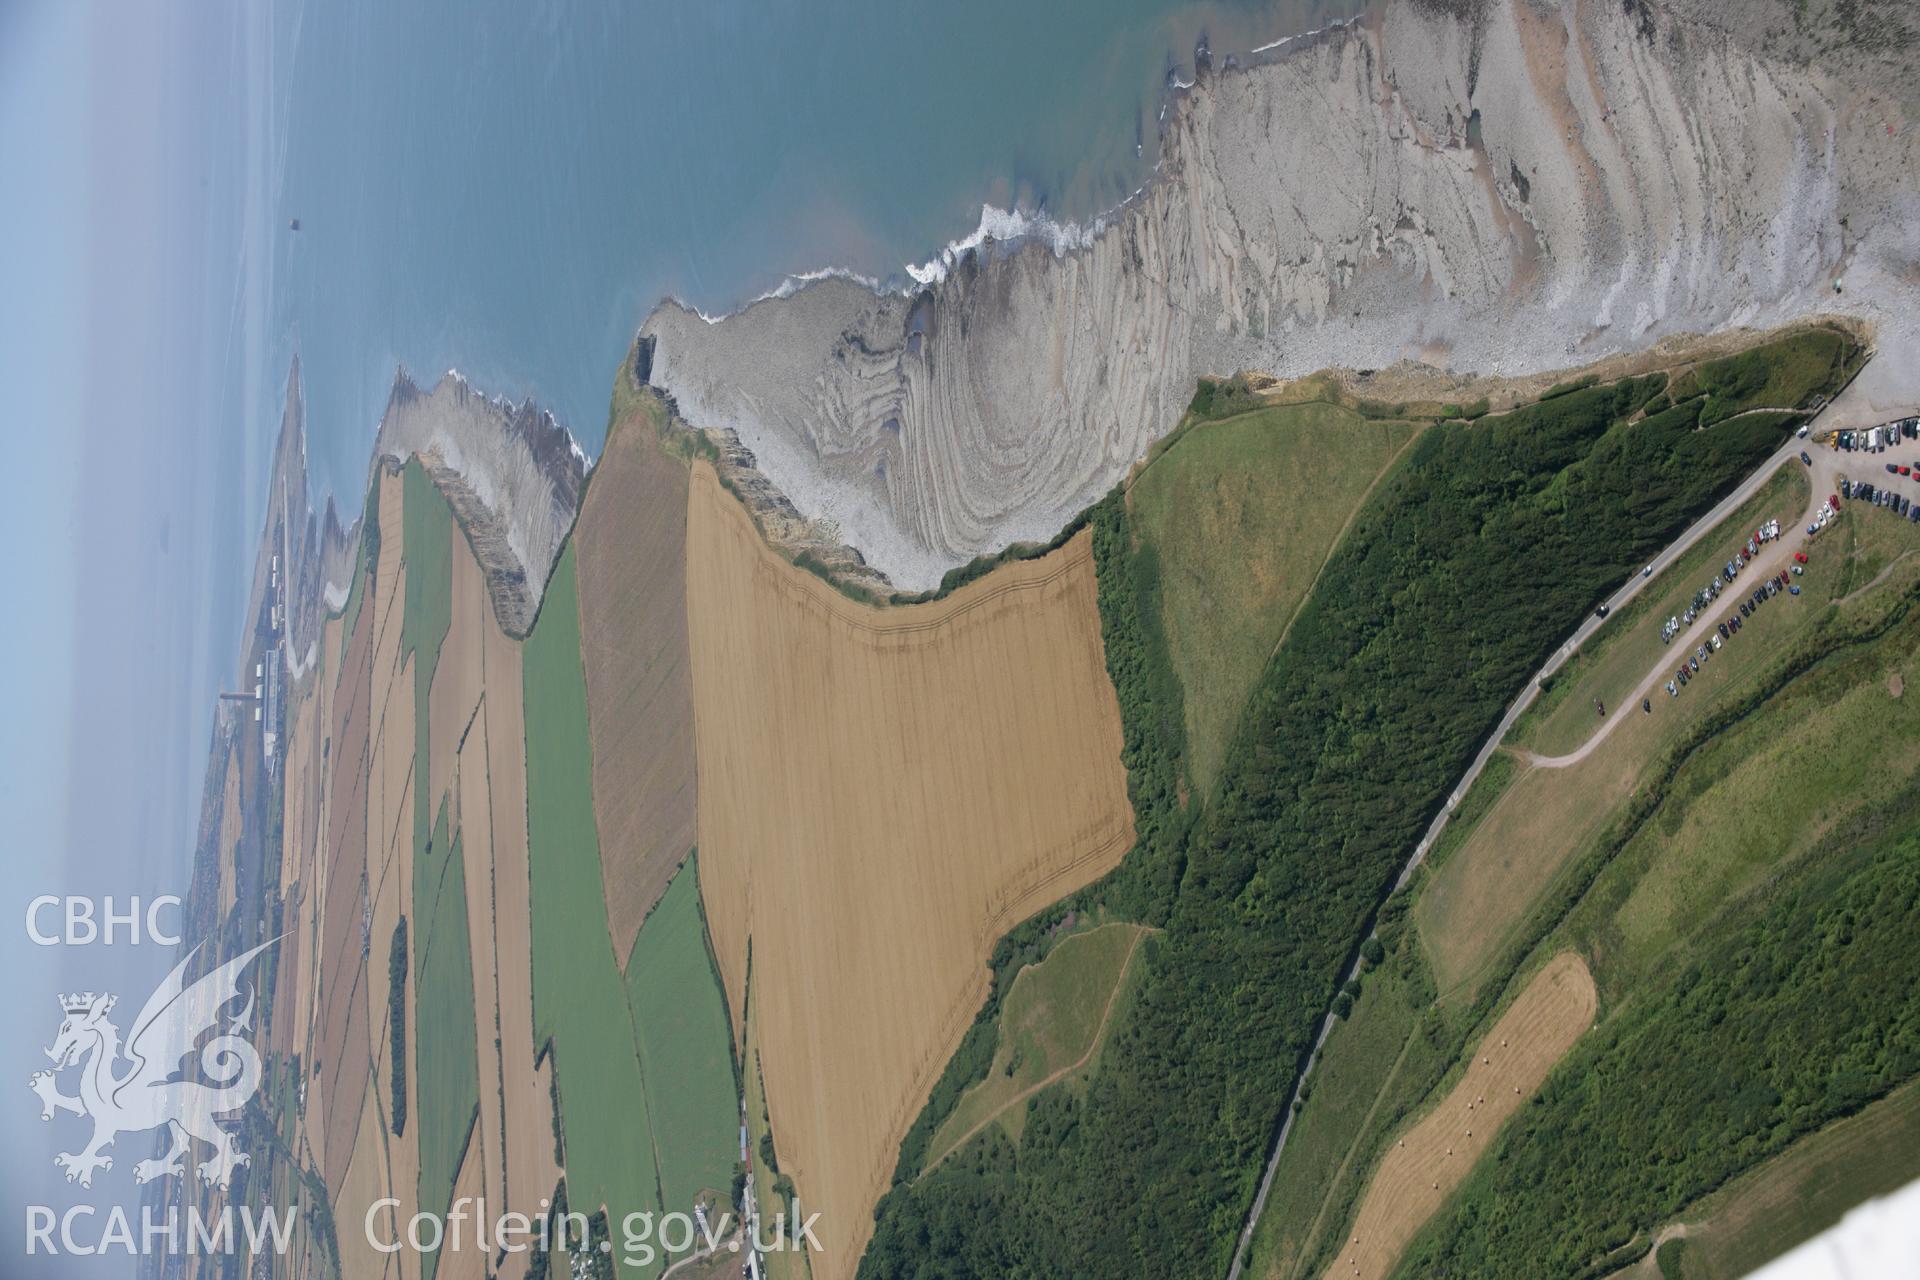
(268, 465, 559, 1280)
(684, 461, 1134, 1280)
(574, 410, 699, 965)
(1323, 952, 1599, 1280)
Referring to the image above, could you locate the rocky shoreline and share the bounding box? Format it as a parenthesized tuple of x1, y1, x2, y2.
(640, 0, 1920, 591)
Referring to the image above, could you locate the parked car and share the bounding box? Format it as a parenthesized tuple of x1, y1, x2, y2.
(1789, 584, 1801, 595)
(1794, 552, 1808, 563)
(1667, 681, 1679, 697)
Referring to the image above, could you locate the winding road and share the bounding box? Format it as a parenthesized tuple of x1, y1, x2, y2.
(1224, 422, 1849, 1280)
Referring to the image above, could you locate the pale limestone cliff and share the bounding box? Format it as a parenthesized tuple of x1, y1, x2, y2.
(641, 0, 1920, 590)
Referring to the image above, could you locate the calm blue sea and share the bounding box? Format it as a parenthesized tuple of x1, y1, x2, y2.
(265, 0, 1350, 504)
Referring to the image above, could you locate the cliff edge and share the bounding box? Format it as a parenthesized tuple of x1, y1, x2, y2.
(641, 0, 1920, 590)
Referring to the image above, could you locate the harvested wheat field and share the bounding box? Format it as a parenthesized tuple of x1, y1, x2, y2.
(685, 462, 1134, 1280)
(476, 605, 561, 1276)
(574, 410, 697, 963)
(317, 574, 376, 1194)
(1323, 952, 1598, 1280)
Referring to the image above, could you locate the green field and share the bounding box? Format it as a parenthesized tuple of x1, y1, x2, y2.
(1663, 1080, 1920, 1279)
(623, 857, 739, 1217)
(524, 547, 663, 1277)
(924, 922, 1149, 1168)
(403, 459, 454, 864)
(1516, 465, 1808, 755)
(1242, 910, 1458, 1280)
(1129, 402, 1420, 797)
(1383, 528, 1920, 1275)
(413, 799, 479, 1280)
(1418, 508, 1848, 1003)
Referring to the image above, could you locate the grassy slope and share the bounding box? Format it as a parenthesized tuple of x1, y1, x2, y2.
(1671, 1079, 1920, 1280)
(924, 922, 1149, 1166)
(1515, 465, 1808, 755)
(1379, 521, 1920, 1275)
(524, 546, 663, 1277)
(1129, 402, 1418, 797)
(1244, 922, 1453, 1280)
(623, 857, 738, 1216)
(1417, 500, 1844, 1003)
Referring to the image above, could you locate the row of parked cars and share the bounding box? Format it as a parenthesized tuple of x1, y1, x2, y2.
(1840, 476, 1920, 522)
(1833, 418, 1920, 451)
(1661, 520, 1781, 644)
(1667, 566, 1799, 698)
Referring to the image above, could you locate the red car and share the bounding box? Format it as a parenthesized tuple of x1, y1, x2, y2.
(1793, 552, 1809, 564)
(1830, 495, 1841, 510)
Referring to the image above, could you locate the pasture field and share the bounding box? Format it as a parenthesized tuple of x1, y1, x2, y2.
(924, 922, 1149, 1168)
(1323, 953, 1597, 1280)
(404, 459, 455, 866)
(685, 461, 1133, 1280)
(1129, 401, 1419, 797)
(414, 800, 481, 1279)
(1658, 1080, 1920, 1280)
(1417, 515, 1845, 1002)
(1516, 465, 1808, 756)
(1598, 606, 1920, 990)
(623, 857, 739, 1217)
(1246, 924, 1454, 1280)
(1388, 528, 1920, 1274)
(576, 404, 698, 964)
(523, 545, 663, 1274)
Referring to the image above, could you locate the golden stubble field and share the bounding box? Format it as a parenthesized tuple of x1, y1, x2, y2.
(684, 462, 1135, 1280)
(1323, 952, 1598, 1280)
(275, 465, 559, 1280)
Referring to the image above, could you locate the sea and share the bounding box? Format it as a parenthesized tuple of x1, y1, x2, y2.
(263, 0, 1355, 503)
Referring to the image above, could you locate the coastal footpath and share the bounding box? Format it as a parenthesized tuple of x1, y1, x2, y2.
(641, 0, 1920, 590)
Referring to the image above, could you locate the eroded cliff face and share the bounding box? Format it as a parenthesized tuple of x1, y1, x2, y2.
(641, 0, 1919, 590)
(373, 370, 587, 634)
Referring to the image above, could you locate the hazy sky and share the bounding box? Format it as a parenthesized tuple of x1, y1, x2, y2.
(0, 3, 263, 1270)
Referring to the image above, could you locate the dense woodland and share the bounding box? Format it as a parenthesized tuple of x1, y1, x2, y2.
(861, 365, 1816, 1278)
(1398, 800, 1920, 1277)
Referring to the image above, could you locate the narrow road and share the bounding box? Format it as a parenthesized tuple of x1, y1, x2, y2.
(1224, 427, 1836, 1280)
(1522, 443, 1841, 770)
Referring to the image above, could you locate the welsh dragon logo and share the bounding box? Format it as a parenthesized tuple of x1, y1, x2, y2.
(28, 939, 275, 1190)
